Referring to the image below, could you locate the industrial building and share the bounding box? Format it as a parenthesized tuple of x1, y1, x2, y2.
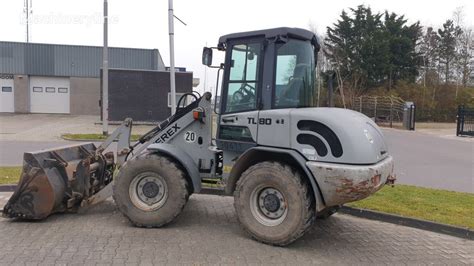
(0, 41, 168, 115)
(107, 68, 193, 122)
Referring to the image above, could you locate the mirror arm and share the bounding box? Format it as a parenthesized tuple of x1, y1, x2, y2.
(213, 65, 224, 115)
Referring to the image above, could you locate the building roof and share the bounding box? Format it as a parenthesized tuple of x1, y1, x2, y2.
(0, 41, 165, 78)
(218, 27, 320, 51)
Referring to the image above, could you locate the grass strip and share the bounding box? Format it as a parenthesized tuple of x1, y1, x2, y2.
(347, 184, 474, 229)
(0, 167, 22, 185)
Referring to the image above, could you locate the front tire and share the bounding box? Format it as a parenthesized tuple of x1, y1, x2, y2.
(234, 162, 314, 246)
(113, 153, 188, 227)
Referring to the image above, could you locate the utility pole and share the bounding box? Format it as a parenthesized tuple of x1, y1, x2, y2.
(203, 42, 208, 93)
(24, 0, 32, 42)
(168, 0, 177, 115)
(102, 0, 109, 135)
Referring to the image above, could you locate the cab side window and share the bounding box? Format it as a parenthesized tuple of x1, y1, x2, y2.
(225, 43, 261, 113)
(274, 39, 315, 108)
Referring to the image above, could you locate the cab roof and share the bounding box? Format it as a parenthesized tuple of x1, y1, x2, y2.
(217, 27, 320, 51)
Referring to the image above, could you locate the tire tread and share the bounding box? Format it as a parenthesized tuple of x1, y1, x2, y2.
(113, 153, 188, 228)
(234, 161, 315, 246)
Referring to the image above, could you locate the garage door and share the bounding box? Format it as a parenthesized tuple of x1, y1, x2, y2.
(30, 76, 70, 114)
(0, 75, 14, 113)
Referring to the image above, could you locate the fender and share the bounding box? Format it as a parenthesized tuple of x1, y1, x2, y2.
(226, 146, 326, 211)
(147, 143, 201, 193)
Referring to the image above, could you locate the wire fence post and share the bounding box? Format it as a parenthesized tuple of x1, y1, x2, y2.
(389, 96, 393, 128)
(374, 97, 377, 122)
(456, 105, 463, 136)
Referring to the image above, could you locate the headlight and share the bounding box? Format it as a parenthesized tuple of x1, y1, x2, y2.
(364, 129, 374, 144)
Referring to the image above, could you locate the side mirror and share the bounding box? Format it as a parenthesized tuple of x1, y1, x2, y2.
(202, 47, 213, 66)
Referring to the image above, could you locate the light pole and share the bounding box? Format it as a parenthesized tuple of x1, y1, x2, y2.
(102, 0, 109, 135)
(24, 0, 32, 42)
(168, 0, 177, 115)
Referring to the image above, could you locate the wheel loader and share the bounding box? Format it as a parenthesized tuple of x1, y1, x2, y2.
(3, 27, 395, 246)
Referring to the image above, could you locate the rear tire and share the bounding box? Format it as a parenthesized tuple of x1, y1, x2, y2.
(113, 153, 188, 227)
(234, 161, 314, 246)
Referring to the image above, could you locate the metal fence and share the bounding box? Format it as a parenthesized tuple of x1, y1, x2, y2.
(456, 105, 474, 136)
(352, 96, 406, 128)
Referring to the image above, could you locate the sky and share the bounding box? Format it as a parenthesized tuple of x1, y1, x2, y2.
(1, 0, 473, 93)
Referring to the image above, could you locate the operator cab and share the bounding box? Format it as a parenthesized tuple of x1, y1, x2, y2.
(203, 27, 320, 153)
(203, 27, 320, 112)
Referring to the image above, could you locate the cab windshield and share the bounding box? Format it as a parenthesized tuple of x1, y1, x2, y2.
(273, 39, 316, 108)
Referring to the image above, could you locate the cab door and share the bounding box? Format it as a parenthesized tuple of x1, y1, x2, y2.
(216, 40, 264, 153)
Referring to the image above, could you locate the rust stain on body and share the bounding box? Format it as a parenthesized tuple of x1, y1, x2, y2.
(326, 173, 383, 202)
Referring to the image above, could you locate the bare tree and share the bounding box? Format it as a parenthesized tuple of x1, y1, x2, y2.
(419, 26, 440, 87)
(452, 7, 473, 90)
(308, 21, 346, 107)
(438, 20, 462, 84)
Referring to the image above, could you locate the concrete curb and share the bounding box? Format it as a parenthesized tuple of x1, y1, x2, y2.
(0, 185, 16, 192)
(94, 121, 156, 126)
(61, 136, 102, 142)
(340, 206, 473, 241)
(60, 135, 140, 142)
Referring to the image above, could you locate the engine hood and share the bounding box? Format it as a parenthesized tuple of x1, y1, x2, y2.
(290, 107, 389, 164)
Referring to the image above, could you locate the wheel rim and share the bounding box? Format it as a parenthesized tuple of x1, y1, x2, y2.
(129, 172, 168, 211)
(250, 185, 288, 226)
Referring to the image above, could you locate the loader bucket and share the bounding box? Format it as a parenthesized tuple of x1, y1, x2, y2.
(3, 143, 114, 220)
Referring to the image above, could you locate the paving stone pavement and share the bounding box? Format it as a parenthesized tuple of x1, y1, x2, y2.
(0, 193, 472, 265)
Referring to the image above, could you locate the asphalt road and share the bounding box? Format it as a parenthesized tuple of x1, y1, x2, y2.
(0, 140, 76, 166)
(383, 129, 473, 193)
(0, 129, 472, 193)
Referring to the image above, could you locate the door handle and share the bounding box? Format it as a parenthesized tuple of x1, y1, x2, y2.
(222, 118, 235, 123)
